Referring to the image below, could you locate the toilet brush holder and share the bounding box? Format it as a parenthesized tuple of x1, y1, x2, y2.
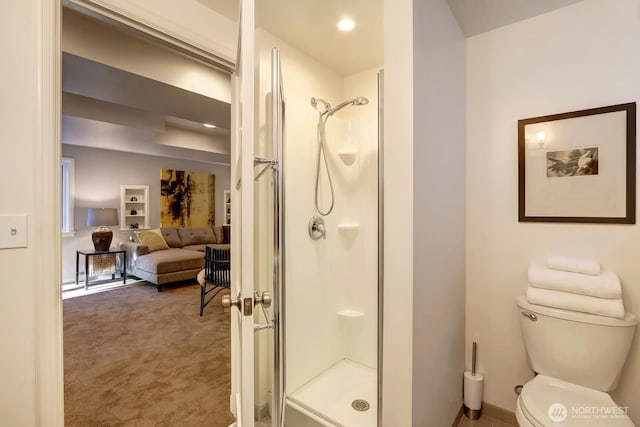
(463, 341, 483, 420)
(463, 371, 483, 420)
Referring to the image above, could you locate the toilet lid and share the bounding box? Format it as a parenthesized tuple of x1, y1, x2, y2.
(520, 375, 633, 426)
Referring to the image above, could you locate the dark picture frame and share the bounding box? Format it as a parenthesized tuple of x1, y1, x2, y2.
(518, 103, 636, 224)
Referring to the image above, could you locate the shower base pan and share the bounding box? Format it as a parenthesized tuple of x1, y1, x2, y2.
(286, 359, 376, 427)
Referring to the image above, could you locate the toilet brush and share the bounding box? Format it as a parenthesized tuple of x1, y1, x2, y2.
(463, 341, 484, 420)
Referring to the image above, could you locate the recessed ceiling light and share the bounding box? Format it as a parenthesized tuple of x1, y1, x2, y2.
(337, 19, 355, 32)
(203, 123, 217, 128)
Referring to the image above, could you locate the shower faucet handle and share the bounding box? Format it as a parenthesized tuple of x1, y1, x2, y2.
(308, 216, 326, 240)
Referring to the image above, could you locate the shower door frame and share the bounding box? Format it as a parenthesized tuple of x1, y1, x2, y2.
(377, 69, 385, 427)
(271, 46, 286, 427)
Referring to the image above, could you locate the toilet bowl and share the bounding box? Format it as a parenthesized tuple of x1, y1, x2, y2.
(515, 375, 633, 426)
(516, 296, 637, 427)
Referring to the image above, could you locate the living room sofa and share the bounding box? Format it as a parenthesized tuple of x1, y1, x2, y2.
(119, 225, 230, 292)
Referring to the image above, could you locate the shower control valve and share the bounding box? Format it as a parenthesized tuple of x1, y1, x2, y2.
(308, 216, 326, 240)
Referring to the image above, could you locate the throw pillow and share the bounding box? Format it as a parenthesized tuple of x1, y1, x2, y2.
(212, 226, 224, 244)
(135, 229, 169, 252)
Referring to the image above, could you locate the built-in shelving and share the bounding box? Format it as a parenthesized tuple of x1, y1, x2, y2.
(120, 185, 149, 231)
(224, 189, 231, 225)
(337, 147, 358, 165)
(337, 223, 360, 238)
(337, 309, 365, 319)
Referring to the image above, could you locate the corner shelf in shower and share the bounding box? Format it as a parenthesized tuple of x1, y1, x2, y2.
(337, 223, 360, 238)
(337, 309, 365, 319)
(337, 147, 358, 165)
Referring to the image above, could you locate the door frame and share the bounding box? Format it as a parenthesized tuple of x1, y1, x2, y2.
(35, 0, 64, 424)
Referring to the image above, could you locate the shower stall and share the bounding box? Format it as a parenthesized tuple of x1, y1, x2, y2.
(252, 25, 382, 426)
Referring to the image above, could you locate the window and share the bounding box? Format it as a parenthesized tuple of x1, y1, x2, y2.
(62, 157, 75, 236)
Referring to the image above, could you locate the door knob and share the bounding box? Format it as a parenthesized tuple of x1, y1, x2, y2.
(255, 291, 272, 308)
(222, 295, 241, 311)
(222, 295, 254, 316)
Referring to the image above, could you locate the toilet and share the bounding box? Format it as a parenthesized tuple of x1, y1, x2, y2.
(516, 296, 637, 426)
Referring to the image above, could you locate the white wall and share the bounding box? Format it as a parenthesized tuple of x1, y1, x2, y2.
(412, 0, 467, 425)
(381, 0, 414, 424)
(466, 0, 640, 423)
(61, 145, 230, 283)
(0, 1, 41, 424)
(342, 67, 380, 369)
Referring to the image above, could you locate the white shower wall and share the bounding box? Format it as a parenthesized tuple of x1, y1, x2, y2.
(253, 28, 379, 398)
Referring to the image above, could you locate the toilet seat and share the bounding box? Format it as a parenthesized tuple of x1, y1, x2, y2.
(517, 375, 633, 426)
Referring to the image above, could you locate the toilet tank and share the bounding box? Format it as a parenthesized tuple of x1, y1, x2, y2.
(517, 296, 637, 392)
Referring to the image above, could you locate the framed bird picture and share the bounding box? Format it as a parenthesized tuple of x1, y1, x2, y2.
(518, 103, 636, 224)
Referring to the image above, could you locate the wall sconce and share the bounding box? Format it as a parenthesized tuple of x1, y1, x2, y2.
(527, 131, 547, 150)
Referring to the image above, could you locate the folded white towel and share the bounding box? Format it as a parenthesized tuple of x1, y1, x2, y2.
(526, 286, 625, 319)
(546, 255, 601, 276)
(528, 261, 621, 299)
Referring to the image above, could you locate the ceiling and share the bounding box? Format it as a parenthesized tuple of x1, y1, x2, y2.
(62, 10, 232, 165)
(196, 0, 583, 74)
(196, 0, 383, 76)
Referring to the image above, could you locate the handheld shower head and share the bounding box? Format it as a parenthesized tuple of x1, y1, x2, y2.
(352, 97, 369, 106)
(325, 96, 370, 116)
(311, 96, 369, 117)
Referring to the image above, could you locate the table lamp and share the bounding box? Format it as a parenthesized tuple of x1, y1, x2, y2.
(87, 208, 119, 251)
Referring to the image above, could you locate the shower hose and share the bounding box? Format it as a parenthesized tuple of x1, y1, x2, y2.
(315, 113, 335, 216)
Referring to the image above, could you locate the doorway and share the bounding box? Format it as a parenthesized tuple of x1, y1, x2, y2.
(60, 5, 235, 425)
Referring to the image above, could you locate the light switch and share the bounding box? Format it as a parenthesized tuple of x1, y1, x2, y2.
(0, 215, 28, 249)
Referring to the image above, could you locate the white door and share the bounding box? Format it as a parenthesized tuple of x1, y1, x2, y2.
(228, 0, 256, 425)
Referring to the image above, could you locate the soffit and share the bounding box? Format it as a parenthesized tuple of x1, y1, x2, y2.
(445, 0, 585, 37)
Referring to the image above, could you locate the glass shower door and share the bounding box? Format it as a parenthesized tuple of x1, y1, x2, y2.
(252, 4, 382, 424)
(253, 46, 285, 427)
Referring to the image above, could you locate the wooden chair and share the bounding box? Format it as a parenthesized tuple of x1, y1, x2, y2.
(198, 246, 231, 316)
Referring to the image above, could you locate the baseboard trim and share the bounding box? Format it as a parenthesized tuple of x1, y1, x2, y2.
(453, 401, 517, 426)
(482, 401, 517, 426)
(451, 405, 464, 427)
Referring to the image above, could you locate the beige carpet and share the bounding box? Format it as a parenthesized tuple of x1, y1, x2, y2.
(64, 282, 234, 427)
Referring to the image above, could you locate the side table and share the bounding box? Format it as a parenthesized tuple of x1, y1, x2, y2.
(76, 249, 127, 290)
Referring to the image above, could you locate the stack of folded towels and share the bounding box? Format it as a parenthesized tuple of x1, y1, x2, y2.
(527, 255, 625, 319)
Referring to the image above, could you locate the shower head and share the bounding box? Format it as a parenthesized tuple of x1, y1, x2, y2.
(352, 97, 369, 106)
(325, 96, 370, 117)
(311, 96, 370, 117)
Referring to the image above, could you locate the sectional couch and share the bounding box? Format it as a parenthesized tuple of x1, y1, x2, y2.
(119, 225, 230, 292)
